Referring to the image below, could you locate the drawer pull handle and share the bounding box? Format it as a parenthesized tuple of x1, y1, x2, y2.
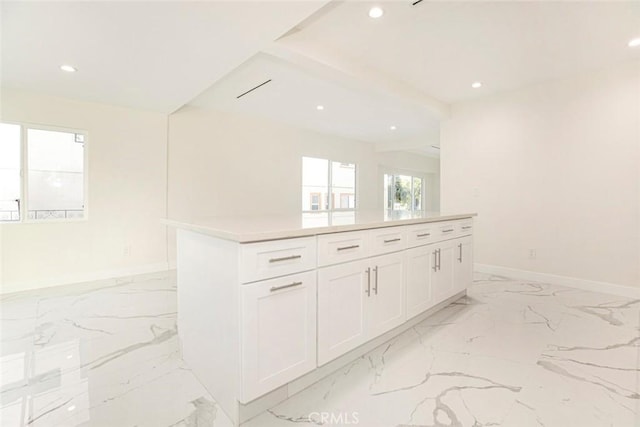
(337, 244, 360, 251)
(365, 267, 371, 297)
(270, 281, 303, 292)
(383, 238, 401, 243)
(442, 229, 454, 233)
(269, 255, 302, 263)
(417, 233, 431, 237)
(373, 266, 379, 295)
(462, 226, 472, 230)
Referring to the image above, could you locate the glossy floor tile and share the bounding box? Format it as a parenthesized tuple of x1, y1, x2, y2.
(0, 272, 233, 427)
(1, 271, 638, 426)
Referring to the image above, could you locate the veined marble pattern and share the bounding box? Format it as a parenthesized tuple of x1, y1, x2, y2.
(0, 272, 233, 427)
(244, 273, 640, 427)
(1, 272, 639, 426)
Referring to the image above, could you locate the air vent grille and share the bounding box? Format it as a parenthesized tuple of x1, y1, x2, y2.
(236, 79, 272, 99)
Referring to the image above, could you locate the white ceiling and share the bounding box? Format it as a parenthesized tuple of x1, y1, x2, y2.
(2, 1, 639, 154)
(0, 1, 327, 112)
(188, 52, 440, 145)
(282, 1, 640, 104)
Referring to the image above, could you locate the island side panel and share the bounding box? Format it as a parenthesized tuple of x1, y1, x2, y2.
(177, 229, 240, 424)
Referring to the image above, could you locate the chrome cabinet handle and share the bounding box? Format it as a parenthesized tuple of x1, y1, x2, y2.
(437, 248, 442, 271)
(432, 250, 438, 272)
(373, 266, 379, 295)
(458, 243, 462, 263)
(383, 238, 401, 243)
(417, 233, 431, 238)
(337, 244, 360, 251)
(442, 229, 454, 233)
(365, 267, 371, 297)
(270, 281, 302, 292)
(269, 255, 301, 263)
(462, 226, 472, 230)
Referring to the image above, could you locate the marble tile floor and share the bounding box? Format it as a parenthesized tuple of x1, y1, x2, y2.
(1, 271, 638, 426)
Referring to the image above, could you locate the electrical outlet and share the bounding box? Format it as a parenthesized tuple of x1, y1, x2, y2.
(528, 249, 536, 260)
(123, 245, 132, 257)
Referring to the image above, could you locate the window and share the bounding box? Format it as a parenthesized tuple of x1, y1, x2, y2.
(310, 192, 321, 211)
(0, 123, 87, 222)
(384, 173, 424, 212)
(302, 157, 356, 212)
(0, 124, 21, 221)
(339, 193, 355, 209)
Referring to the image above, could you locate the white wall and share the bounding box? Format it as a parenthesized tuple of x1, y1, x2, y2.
(441, 61, 640, 289)
(167, 106, 440, 262)
(0, 89, 169, 292)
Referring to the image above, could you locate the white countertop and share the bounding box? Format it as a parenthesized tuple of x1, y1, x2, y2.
(163, 211, 476, 243)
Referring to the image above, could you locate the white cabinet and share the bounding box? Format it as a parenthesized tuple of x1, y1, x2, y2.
(173, 215, 473, 422)
(406, 235, 473, 319)
(453, 236, 473, 295)
(432, 239, 456, 302)
(240, 271, 317, 402)
(317, 231, 369, 267)
(406, 244, 435, 319)
(318, 253, 405, 365)
(317, 260, 369, 365)
(368, 252, 405, 337)
(407, 223, 435, 248)
(369, 227, 407, 256)
(240, 237, 316, 283)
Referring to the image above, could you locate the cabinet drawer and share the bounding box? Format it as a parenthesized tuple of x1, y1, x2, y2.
(370, 227, 407, 256)
(436, 221, 459, 240)
(458, 220, 473, 235)
(240, 237, 316, 283)
(407, 223, 436, 248)
(317, 231, 369, 267)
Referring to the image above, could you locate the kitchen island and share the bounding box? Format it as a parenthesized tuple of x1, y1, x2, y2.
(165, 211, 476, 425)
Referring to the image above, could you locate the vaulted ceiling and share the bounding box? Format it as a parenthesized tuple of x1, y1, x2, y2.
(2, 1, 639, 155)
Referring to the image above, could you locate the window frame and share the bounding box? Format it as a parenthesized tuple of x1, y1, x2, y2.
(1, 121, 89, 224)
(302, 157, 357, 214)
(381, 168, 427, 213)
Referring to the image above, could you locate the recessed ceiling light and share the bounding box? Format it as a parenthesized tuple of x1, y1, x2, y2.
(316, 105, 324, 111)
(369, 7, 384, 18)
(60, 65, 77, 73)
(67, 405, 76, 412)
(390, 125, 397, 130)
(471, 82, 482, 89)
(628, 38, 640, 48)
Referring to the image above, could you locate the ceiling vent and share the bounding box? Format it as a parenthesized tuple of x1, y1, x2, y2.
(236, 79, 272, 99)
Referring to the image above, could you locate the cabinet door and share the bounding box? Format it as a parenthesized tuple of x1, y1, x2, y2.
(431, 240, 455, 303)
(453, 236, 473, 294)
(406, 244, 435, 319)
(240, 271, 317, 402)
(368, 252, 406, 339)
(317, 260, 369, 365)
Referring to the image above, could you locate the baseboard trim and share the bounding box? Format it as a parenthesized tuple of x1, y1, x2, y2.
(475, 263, 640, 299)
(0, 262, 170, 295)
